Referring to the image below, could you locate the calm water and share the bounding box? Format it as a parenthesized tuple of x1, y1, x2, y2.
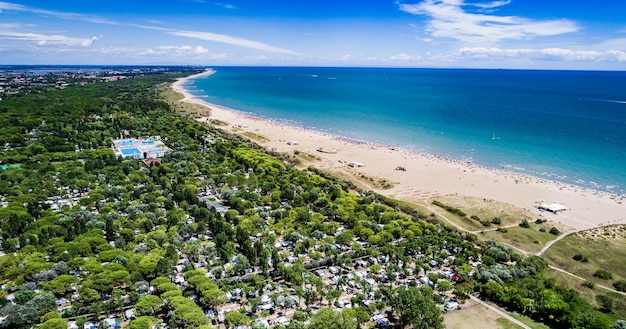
(186, 67, 626, 193)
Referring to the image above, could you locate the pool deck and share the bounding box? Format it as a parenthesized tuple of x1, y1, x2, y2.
(112, 137, 169, 159)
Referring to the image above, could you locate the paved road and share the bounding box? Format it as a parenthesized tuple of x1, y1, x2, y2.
(469, 296, 531, 329)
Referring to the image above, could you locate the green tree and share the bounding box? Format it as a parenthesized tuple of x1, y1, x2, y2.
(386, 286, 444, 329)
(46, 274, 79, 296)
(135, 295, 163, 316)
(128, 316, 158, 329)
(79, 287, 101, 304)
(224, 312, 250, 328)
(308, 308, 357, 329)
(40, 318, 69, 329)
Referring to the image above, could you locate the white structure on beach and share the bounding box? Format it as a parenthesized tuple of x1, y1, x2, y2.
(538, 202, 568, 213)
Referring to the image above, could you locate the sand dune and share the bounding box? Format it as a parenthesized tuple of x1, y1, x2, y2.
(172, 71, 626, 231)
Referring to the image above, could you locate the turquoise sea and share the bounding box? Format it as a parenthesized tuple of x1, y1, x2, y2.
(185, 67, 626, 193)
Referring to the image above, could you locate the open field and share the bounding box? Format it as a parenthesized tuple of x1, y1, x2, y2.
(444, 299, 511, 329)
(481, 222, 571, 254)
(434, 195, 537, 228)
(542, 225, 626, 283)
(444, 299, 549, 329)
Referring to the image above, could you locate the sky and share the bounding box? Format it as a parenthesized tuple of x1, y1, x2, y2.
(1, 0, 626, 69)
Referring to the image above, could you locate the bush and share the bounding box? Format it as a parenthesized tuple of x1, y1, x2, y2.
(582, 281, 595, 289)
(491, 217, 501, 225)
(593, 269, 613, 280)
(535, 218, 546, 224)
(549, 227, 560, 235)
(613, 280, 626, 292)
(519, 219, 530, 228)
(470, 215, 481, 221)
(481, 221, 492, 227)
(432, 200, 466, 217)
(539, 227, 546, 232)
(573, 253, 585, 262)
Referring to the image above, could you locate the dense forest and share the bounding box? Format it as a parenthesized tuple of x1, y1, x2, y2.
(0, 70, 622, 329)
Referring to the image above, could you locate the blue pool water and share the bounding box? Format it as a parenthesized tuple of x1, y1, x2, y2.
(121, 148, 141, 155)
(117, 140, 135, 147)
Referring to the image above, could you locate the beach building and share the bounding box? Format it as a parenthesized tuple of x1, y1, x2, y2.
(538, 202, 568, 213)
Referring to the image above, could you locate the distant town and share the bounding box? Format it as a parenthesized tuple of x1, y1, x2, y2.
(0, 66, 200, 99)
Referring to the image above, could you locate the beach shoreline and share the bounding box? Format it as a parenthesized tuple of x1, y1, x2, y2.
(171, 70, 626, 231)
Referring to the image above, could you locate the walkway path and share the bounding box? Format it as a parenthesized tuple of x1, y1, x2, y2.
(536, 227, 584, 256)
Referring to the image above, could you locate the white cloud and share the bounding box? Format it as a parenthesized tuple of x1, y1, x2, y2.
(0, 1, 297, 55)
(0, 29, 101, 47)
(472, 0, 511, 10)
(167, 30, 299, 55)
(390, 53, 414, 61)
(458, 47, 626, 62)
(137, 45, 226, 58)
(400, 0, 578, 44)
(213, 2, 236, 10)
(596, 38, 626, 50)
(0, 2, 118, 25)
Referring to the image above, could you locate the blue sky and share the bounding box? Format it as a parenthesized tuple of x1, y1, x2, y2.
(1, 0, 626, 69)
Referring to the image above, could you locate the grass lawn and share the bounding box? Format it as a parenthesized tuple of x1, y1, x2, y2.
(506, 313, 551, 329)
(481, 224, 564, 254)
(542, 225, 626, 284)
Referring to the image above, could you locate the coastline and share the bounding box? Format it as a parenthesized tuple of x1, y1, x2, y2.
(172, 71, 626, 231)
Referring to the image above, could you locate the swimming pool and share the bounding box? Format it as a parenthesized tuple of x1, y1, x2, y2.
(116, 139, 135, 147)
(121, 148, 141, 156)
(141, 141, 155, 146)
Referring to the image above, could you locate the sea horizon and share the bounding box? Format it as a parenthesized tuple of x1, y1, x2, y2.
(184, 66, 626, 194)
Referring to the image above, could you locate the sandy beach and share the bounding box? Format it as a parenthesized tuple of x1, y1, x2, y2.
(172, 71, 626, 231)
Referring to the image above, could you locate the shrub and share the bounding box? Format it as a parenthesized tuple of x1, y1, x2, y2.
(491, 217, 501, 225)
(549, 227, 560, 235)
(582, 281, 595, 289)
(613, 280, 626, 292)
(519, 219, 530, 228)
(431, 200, 466, 217)
(481, 221, 491, 227)
(496, 228, 508, 233)
(594, 269, 613, 280)
(573, 253, 585, 261)
(539, 227, 546, 232)
(535, 218, 546, 224)
(470, 215, 481, 221)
